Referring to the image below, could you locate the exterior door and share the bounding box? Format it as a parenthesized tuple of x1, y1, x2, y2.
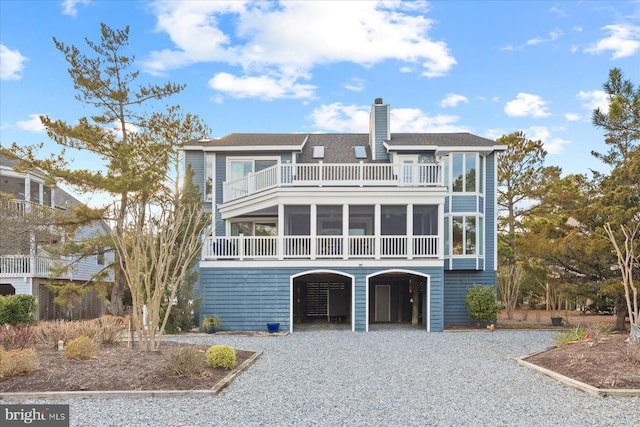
(375, 285, 391, 322)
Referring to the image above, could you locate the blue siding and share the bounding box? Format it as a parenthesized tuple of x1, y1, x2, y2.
(450, 195, 479, 212)
(215, 155, 226, 236)
(373, 105, 389, 161)
(443, 270, 497, 325)
(484, 153, 498, 273)
(186, 151, 205, 202)
(199, 265, 444, 332)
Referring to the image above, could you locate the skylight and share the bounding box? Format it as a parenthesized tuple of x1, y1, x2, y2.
(313, 146, 325, 159)
(354, 146, 366, 159)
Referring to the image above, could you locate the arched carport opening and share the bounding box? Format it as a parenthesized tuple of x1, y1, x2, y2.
(366, 270, 430, 331)
(0, 284, 16, 296)
(290, 270, 354, 332)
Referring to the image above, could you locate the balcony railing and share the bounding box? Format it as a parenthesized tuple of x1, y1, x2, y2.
(202, 235, 439, 260)
(223, 162, 443, 202)
(0, 255, 72, 278)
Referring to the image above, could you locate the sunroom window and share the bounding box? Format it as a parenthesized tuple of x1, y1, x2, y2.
(450, 153, 479, 193)
(449, 215, 483, 256)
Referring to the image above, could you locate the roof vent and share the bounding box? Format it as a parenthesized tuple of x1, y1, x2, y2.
(374, 98, 383, 105)
(313, 146, 325, 159)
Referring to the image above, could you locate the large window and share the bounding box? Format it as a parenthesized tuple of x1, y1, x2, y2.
(449, 215, 483, 255)
(450, 153, 480, 193)
(205, 153, 214, 202)
(230, 221, 277, 236)
(381, 205, 406, 235)
(228, 158, 277, 181)
(317, 206, 342, 235)
(349, 205, 374, 236)
(413, 205, 438, 235)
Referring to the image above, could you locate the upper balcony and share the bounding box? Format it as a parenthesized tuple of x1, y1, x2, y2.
(0, 255, 72, 279)
(202, 235, 439, 261)
(223, 162, 443, 203)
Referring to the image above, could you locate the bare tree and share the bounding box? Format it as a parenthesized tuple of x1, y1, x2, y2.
(604, 222, 639, 338)
(110, 194, 208, 351)
(498, 264, 524, 320)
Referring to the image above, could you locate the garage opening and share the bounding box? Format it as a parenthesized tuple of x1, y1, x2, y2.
(369, 273, 425, 328)
(0, 284, 16, 296)
(293, 272, 352, 331)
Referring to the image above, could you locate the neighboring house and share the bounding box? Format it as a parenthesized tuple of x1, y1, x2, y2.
(183, 98, 506, 332)
(0, 155, 113, 320)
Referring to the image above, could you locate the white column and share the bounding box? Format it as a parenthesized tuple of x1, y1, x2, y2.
(24, 176, 31, 202)
(374, 204, 381, 259)
(38, 183, 43, 205)
(310, 204, 317, 260)
(439, 203, 445, 261)
(278, 204, 284, 260)
(407, 204, 413, 259)
(342, 204, 349, 259)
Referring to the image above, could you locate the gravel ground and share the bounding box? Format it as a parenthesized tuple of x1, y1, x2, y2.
(3, 329, 639, 427)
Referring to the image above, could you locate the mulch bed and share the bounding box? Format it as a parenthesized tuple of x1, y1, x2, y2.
(524, 333, 640, 389)
(0, 341, 256, 393)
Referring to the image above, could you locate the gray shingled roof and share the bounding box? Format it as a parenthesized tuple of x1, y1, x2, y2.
(386, 133, 498, 147)
(299, 134, 372, 163)
(187, 133, 308, 147)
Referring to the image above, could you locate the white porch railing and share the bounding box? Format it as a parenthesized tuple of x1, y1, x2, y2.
(223, 162, 443, 202)
(202, 235, 439, 260)
(0, 255, 71, 278)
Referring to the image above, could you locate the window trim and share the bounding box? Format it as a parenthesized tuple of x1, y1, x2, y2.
(445, 214, 484, 257)
(226, 156, 280, 182)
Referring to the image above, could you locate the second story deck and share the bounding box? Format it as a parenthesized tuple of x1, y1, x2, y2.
(223, 162, 443, 203)
(202, 234, 440, 261)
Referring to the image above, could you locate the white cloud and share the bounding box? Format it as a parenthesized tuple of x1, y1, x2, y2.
(0, 44, 28, 80)
(308, 103, 467, 133)
(585, 24, 640, 59)
(61, 0, 90, 17)
(504, 93, 551, 118)
(145, 1, 455, 99)
(577, 90, 609, 114)
(16, 114, 45, 132)
(526, 126, 570, 155)
(208, 72, 316, 100)
(564, 113, 581, 121)
(485, 128, 508, 141)
(526, 30, 562, 46)
(440, 93, 469, 108)
(343, 77, 365, 92)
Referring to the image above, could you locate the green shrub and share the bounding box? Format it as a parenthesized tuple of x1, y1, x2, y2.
(0, 295, 38, 325)
(206, 345, 236, 369)
(0, 348, 39, 378)
(553, 326, 586, 347)
(63, 336, 97, 360)
(465, 284, 502, 325)
(165, 346, 208, 378)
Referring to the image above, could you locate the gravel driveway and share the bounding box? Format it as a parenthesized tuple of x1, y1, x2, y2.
(5, 329, 640, 426)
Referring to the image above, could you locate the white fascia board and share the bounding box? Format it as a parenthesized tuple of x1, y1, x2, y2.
(383, 142, 439, 151)
(200, 258, 445, 269)
(436, 145, 508, 153)
(183, 145, 304, 152)
(218, 186, 447, 219)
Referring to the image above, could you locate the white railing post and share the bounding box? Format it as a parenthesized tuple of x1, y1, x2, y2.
(239, 234, 245, 261)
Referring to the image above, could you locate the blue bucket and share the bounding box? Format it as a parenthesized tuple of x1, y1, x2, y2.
(267, 323, 280, 333)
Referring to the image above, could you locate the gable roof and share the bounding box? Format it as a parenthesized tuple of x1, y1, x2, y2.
(184, 133, 308, 151)
(183, 132, 505, 158)
(385, 133, 504, 152)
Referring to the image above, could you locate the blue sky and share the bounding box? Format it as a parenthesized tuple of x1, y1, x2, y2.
(1, 0, 639, 204)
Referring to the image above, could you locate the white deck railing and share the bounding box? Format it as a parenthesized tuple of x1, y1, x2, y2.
(223, 162, 443, 202)
(0, 255, 72, 278)
(202, 235, 439, 260)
